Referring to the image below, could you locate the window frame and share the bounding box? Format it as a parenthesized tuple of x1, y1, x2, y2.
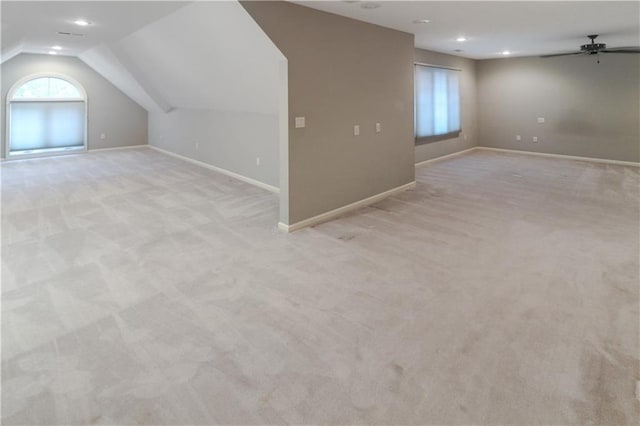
(6, 73, 88, 159)
(414, 62, 462, 145)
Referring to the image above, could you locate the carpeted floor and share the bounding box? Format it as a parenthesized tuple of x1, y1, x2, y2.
(2, 148, 638, 424)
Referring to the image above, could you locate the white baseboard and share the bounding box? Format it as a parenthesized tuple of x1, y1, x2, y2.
(89, 144, 148, 152)
(148, 145, 280, 194)
(415, 147, 476, 168)
(279, 181, 416, 233)
(476, 146, 640, 167)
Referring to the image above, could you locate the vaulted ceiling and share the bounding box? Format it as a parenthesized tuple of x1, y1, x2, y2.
(1, 1, 284, 114)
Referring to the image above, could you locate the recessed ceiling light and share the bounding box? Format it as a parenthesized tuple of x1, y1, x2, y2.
(51, 45, 62, 50)
(74, 19, 90, 26)
(456, 37, 467, 42)
(413, 19, 430, 24)
(48, 50, 58, 55)
(361, 2, 381, 9)
(502, 50, 511, 55)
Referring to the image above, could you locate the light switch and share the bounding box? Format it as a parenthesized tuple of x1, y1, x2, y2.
(295, 117, 305, 128)
(375, 122, 381, 133)
(354, 125, 360, 136)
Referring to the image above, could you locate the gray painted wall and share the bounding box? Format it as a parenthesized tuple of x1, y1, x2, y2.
(414, 49, 478, 163)
(1, 53, 147, 157)
(477, 54, 640, 162)
(148, 109, 279, 188)
(242, 1, 415, 225)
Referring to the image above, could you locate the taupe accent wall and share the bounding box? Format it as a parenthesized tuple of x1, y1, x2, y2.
(1, 53, 147, 157)
(477, 54, 640, 162)
(242, 1, 415, 225)
(414, 49, 478, 163)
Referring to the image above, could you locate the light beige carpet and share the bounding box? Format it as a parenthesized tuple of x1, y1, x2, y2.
(2, 148, 638, 424)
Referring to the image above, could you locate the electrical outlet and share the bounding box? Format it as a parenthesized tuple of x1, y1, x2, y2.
(354, 125, 360, 136)
(256, 157, 260, 166)
(516, 135, 521, 141)
(533, 136, 538, 143)
(375, 122, 381, 133)
(195, 142, 199, 149)
(100, 133, 106, 140)
(295, 117, 306, 128)
(537, 117, 545, 124)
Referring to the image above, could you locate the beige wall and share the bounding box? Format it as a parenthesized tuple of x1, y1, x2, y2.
(477, 54, 640, 162)
(149, 109, 280, 188)
(242, 1, 415, 225)
(1, 54, 147, 157)
(414, 49, 478, 163)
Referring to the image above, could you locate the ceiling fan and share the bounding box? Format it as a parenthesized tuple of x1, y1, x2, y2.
(541, 35, 640, 63)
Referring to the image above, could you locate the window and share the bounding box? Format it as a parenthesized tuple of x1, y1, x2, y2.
(7, 75, 87, 157)
(414, 64, 461, 143)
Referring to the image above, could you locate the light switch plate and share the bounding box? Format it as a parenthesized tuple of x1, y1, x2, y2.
(295, 117, 305, 128)
(375, 122, 381, 133)
(354, 125, 360, 136)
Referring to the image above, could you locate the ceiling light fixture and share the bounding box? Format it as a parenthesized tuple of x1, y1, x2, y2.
(74, 19, 90, 26)
(413, 19, 430, 24)
(48, 50, 58, 55)
(361, 2, 381, 9)
(456, 37, 467, 42)
(51, 45, 62, 50)
(502, 50, 511, 55)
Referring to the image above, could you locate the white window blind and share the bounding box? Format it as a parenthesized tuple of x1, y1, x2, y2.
(415, 64, 461, 140)
(9, 101, 85, 151)
(8, 76, 86, 155)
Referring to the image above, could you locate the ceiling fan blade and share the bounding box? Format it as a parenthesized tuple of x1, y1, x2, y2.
(540, 51, 583, 58)
(601, 47, 640, 53)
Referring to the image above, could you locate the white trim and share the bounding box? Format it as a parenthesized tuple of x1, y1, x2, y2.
(415, 147, 476, 168)
(475, 147, 640, 167)
(2, 146, 86, 161)
(89, 144, 148, 152)
(7, 73, 87, 101)
(148, 145, 280, 194)
(279, 181, 417, 233)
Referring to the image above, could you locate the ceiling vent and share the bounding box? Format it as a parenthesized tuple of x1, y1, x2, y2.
(57, 31, 85, 37)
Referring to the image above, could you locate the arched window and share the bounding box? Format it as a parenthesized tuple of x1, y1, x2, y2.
(7, 74, 87, 158)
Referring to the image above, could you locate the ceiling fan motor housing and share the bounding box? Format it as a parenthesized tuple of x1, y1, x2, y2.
(581, 42, 606, 54)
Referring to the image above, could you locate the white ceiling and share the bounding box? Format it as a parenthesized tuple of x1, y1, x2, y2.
(3, 1, 638, 61)
(294, 1, 640, 59)
(111, 1, 284, 113)
(1, 1, 188, 59)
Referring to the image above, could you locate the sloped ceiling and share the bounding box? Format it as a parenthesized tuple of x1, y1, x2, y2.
(2, 1, 284, 115)
(1, 1, 188, 59)
(111, 1, 284, 114)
